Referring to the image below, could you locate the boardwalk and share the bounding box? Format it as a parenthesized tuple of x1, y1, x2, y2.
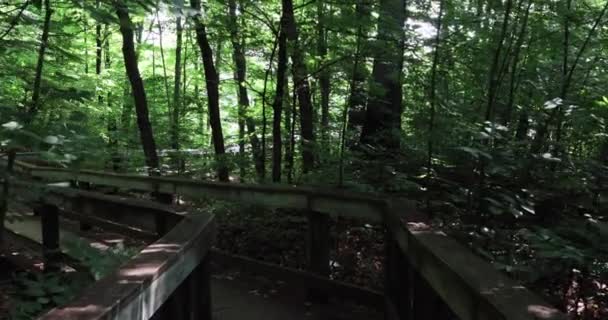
(5, 212, 382, 320)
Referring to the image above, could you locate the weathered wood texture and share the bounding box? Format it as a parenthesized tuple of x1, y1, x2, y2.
(306, 211, 330, 302)
(37, 212, 216, 320)
(18, 165, 386, 221)
(383, 206, 566, 320)
(10, 181, 182, 238)
(37, 204, 60, 272)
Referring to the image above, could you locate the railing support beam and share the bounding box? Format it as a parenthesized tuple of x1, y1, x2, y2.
(38, 204, 60, 272)
(384, 228, 411, 320)
(306, 210, 330, 303)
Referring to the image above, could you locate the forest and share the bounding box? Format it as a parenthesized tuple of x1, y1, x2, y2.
(0, 0, 607, 319)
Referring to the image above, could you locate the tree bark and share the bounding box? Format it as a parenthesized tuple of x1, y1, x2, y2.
(156, 10, 173, 133)
(484, 0, 513, 123)
(282, 0, 315, 173)
(27, 0, 53, 124)
(229, 0, 263, 181)
(271, 16, 288, 183)
(503, 0, 532, 125)
(317, 0, 330, 146)
(191, 0, 230, 182)
(115, 1, 160, 176)
(172, 3, 183, 152)
(346, 0, 371, 142)
(360, 0, 406, 149)
(427, 0, 445, 177)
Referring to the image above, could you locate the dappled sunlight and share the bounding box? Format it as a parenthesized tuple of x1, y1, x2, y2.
(527, 305, 565, 319)
(140, 243, 181, 254)
(45, 304, 109, 318)
(119, 263, 162, 278)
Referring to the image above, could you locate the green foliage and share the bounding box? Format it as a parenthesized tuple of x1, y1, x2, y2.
(61, 235, 139, 280)
(9, 272, 86, 320)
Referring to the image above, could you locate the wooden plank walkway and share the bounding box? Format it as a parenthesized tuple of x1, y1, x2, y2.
(4, 212, 382, 320)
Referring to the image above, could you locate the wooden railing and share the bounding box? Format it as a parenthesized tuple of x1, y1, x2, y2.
(10, 181, 216, 320)
(4, 157, 567, 320)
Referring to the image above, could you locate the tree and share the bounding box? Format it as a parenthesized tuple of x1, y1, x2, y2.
(228, 0, 263, 181)
(27, 0, 53, 124)
(271, 13, 288, 183)
(114, 0, 161, 176)
(360, 0, 406, 150)
(191, 0, 230, 182)
(282, 0, 315, 173)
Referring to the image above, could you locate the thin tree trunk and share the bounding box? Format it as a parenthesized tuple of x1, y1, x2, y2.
(282, 0, 315, 173)
(171, 7, 183, 152)
(360, 0, 406, 149)
(115, 1, 161, 176)
(427, 0, 445, 177)
(271, 15, 288, 183)
(27, 0, 53, 123)
(287, 81, 297, 184)
(317, 0, 330, 146)
(157, 11, 173, 129)
(284, 81, 292, 181)
(191, 0, 230, 182)
(229, 0, 263, 181)
(347, 1, 370, 141)
(0, 1, 29, 41)
(104, 25, 120, 172)
(503, 0, 532, 125)
(171, 5, 184, 174)
(484, 0, 513, 123)
(261, 33, 280, 182)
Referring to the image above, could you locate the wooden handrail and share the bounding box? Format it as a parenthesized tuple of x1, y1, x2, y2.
(6, 156, 567, 320)
(15, 164, 387, 221)
(35, 203, 216, 320)
(383, 207, 566, 320)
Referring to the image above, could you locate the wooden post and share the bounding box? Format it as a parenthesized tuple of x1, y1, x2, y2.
(38, 204, 60, 272)
(155, 212, 168, 238)
(306, 210, 330, 303)
(384, 229, 411, 320)
(189, 254, 212, 320)
(153, 193, 173, 237)
(153, 275, 190, 320)
(77, 181, 93, 231)
(412, 273, 453, 319)
(151, 253, 211, 320)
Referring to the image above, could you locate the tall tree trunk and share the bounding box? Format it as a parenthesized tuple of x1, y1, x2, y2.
(271, 16, 288, 183)
(427, 0, 445, 177)
(157, 11, 173, 131)
(284, 81, 293, 182)
(360, 0, 406, 149)
(191, 0, 230, 182)
(484, 0, 513, 123)
(229, 0, 263, 181)
(503, 0, 532, 125)
(261, 34, 280, 182)
(115, 1, 160, 176)
(171, 3, 183, 153)
(287, 82, 297, 184)
(317, 0, 330, 146)
(282, 0, 315, 173)
(346, 0, 371, 142)
(104, 25, 120, 172)
(27, 0, 53, 124)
